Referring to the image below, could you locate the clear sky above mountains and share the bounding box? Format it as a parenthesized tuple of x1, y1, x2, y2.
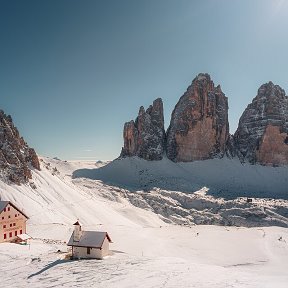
(1, 0, 287, 160)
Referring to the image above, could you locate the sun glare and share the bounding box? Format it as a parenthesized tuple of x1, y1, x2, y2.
(272, 0, 287, 14)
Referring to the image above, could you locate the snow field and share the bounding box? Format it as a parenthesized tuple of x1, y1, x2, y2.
(0, 157, 287, 287)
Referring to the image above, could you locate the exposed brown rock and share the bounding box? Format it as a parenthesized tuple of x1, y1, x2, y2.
(166, 73, 229, 162)
(256, 125, 288, 166)
(234, 82, 288, 166)
(120, 74, 288, 167)
(122, 120, 138, 157)
(28, 148, 41, 170)
(0, 110, 40, 184)
(121, 98, 165, 160)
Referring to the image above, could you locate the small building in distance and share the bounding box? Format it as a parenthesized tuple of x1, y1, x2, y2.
(15, 233, 32, 245)
(67, 221, 112, 259)
(0, 201, 29, 243)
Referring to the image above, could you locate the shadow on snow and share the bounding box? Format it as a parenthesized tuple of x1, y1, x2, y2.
(72, 157, 288, 200)
(28, 259, 69, 279)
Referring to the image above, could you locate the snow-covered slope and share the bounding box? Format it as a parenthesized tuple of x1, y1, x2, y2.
(73, 156, 288, 199)
(0, 158, 163, 230)
(0, 157, 288, 287)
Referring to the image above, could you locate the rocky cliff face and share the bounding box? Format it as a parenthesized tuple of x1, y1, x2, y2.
(120, 74, 288, 167)
(0, 110, 40, 184)
(166, 73, 229, 162)
(121, 98, 165, 160)
(234, 82, 288, 166)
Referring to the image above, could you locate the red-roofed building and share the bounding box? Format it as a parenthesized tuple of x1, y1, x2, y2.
(0, 201, 29, 243)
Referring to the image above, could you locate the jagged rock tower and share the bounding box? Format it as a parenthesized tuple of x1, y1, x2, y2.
(166, 73, 229, 162)
(120, 74, 288, 167)
(0, 110, 40, 184)
(234, 82, 288, 166)
(121, 98, 165, 160)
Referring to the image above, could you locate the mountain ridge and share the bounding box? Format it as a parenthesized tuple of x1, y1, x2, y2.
(121, 73, 288, 166)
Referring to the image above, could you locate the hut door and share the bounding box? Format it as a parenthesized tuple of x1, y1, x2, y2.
(87, 247, 91, 255)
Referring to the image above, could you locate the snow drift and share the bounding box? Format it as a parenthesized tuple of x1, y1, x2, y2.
(73, 156, 288, 199)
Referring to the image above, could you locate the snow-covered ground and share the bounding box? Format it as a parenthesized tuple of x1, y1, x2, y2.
(73, 156, 288, 199)
(0, 157, 288, 287)
(1, 225, 288, 288)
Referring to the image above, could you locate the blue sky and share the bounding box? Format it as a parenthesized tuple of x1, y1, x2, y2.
(1, 0, 288, 160)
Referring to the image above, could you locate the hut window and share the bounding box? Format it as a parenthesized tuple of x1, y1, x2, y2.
(4, 208, 6, 212)
(9, 232, 12, 238)
(10, 224, 12, 227)
(1, 217, 4, 220)
(15, 214, 17, 217)
(15, 231, 17, 236)
(4, 234, 6, 239)
(8, 207, 10, 211)
(3, 225, 6, 229)
(87, 247, 91, 255)
(13, 223, 16, 226)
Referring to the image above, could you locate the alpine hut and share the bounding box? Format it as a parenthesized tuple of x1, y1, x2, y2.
(67, 221, 112, 259)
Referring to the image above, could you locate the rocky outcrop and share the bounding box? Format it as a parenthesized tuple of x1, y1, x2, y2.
(120, 74, 288, 167)
(166, 73, 229, 162)
(234, 82, 288, 166)
(121, 98, 165, 160)
(0, 110, 40, 184)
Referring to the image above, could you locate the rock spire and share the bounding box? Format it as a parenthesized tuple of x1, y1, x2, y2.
(121, 98, 165, 160)
(120, 74, 288, 167)
(166, 73, 229, 162)
(234, 82, 288, 166)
